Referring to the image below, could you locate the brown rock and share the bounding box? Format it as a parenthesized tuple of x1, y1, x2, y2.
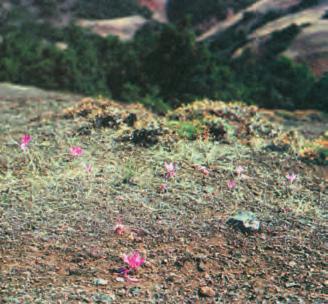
(199, 286, 216, 297)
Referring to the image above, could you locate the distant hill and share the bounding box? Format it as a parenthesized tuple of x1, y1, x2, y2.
(193, 0, 327, 76)
(166, 0, 328, 77)
(0, 0, 327, 110)
(2, 0, 326, 76)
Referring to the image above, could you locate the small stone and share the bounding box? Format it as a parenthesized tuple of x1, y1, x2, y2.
(116, 288, 126, 296)
(197, 261, 206, 272)
(288, 261, 296, 267)
(143, 261, 152, 268)
(92, 293, 115, 303)
(93, 278, 108, 286)
(285, 282, 300, 288)
(129, 287, 141, 296)
(115, 277, 125, 283)
(199, 286, 216, 297)
(167, 272, 177, 282)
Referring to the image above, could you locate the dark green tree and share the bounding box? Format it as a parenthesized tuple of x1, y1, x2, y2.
(76, 0, 151, 19)
(143, 24, 235, 106)
(308, 73, 328, 111)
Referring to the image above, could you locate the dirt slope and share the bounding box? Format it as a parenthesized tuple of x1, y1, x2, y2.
(197, 0, 302, 41)
(76, 16, 148, 40)
(0, 84, 327, 302)
(198, 0, 328, 76)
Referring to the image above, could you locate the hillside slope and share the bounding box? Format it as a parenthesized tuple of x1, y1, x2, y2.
(2, 0, 328, 76)
(195, 0, 327, 75)
(0, 84, 327, 302)
(1, 1, 327, 110)
(230, 0, 328, 76)
(196, 0, 299, 41)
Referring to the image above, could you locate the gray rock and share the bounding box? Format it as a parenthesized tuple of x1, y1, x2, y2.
(115, 277, 125, 283)
(93, 278, 108, 286)
(92, 293, 115, 303)
(227, 211, 260, 233)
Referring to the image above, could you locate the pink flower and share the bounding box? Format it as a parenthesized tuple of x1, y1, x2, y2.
(114, 223, 126, 235)
(20, 134, 31, 150)
(236, 166, 244, 176)
(123, 251, 145, 270)
(195, 165, 209, 176)
(286, 172, 297, 183)
(69, 146, 84, 157)
(159, 183, 168, 192)
(164, 162, 176, 179)
(227, 179, 237, 190)
(85, 163, 92, 173)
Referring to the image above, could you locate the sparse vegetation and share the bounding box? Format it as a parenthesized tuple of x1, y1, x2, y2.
(0, 93, 326, 302)
(0, 1, 327, 302)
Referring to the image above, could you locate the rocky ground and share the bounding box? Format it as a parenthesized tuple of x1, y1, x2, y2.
(0, 84, 327, 303)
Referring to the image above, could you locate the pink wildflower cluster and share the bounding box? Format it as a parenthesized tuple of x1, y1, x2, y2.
(69, 146, 84, 157)
(164, 162, 176, 179)
(123, 251, 145, 270)
(20, 134, 32, 151)
(286, 172, 297, 184)
(114, 223, 126, 235)
(159, 162, 176, 192)
(227, 179, 237, 190)
(159, 183, 168, 192)
(17, 132, 305, 286)
(194, 164, 210, 176)
(68, 146, 93, 173)
(119, 251, 145, 282)
(226, 165, 246, 190)
(236, 165, 244, 176)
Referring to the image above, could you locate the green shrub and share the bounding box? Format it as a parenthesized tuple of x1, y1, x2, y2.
(264, 24, 301, 58)
(168, 121, 201, 140)
(308, 73, 328, 111)
(139, 89, 171, 114)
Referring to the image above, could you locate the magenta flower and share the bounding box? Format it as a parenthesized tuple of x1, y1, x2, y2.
(236, 165, 244, 176)
(123, 251, 145, 270)
(195, 165, 209, 176)
(114, 223, 126, 235)
(159, 183, 168, 192)
(164, 162, 176, 179)
(20, 134, 32, 151)
(227, 179, 237, 190)
(69, 146, 84, 157)
(286, 172, 297, 183)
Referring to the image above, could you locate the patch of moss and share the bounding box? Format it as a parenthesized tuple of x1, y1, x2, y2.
(168, 121, 202, 140)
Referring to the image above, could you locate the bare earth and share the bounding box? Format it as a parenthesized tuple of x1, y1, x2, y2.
(0, 84, 327, 303)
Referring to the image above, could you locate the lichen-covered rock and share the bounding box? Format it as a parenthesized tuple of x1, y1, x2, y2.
(227, 211, 260, 233)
